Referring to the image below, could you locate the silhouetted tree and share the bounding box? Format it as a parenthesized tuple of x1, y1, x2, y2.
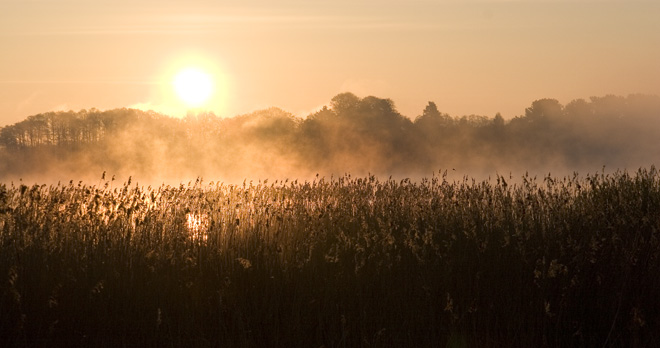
(330, 92, 360, 116)
(414, 102, 453, 128)
(564, 99, 592, 120)
(422, 101, 441, 119)
(493, 113, 505, 128)
(589, 95, 627, 119)
(525, 99, 563, 120)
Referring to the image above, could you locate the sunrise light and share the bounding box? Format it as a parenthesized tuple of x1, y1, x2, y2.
(173, 67, 214, 108)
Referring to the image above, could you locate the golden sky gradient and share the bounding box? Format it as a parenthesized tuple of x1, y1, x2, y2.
(1, 0, 659, 126)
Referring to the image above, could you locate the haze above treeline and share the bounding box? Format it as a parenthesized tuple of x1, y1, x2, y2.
(1, 93, 659, 184)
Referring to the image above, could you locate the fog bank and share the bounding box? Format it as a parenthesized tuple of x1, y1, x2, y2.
(1, 93, 659, 185)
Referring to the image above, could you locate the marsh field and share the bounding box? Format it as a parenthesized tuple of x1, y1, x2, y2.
(1, 169, 659, 347)
(4, 0, 660, 345)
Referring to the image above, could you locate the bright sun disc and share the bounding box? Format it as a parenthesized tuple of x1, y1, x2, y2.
(173, 68, 213, 107)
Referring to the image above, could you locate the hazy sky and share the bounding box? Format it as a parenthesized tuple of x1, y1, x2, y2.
(1, 0, 659, 126)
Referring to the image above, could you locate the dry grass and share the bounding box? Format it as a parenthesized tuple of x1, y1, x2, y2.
(1, 169, 659, 347)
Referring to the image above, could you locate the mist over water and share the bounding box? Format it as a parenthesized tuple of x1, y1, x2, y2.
(1, 93, 659, 186)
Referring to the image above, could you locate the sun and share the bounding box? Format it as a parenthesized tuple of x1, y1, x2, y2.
(173, 67, 214, 107)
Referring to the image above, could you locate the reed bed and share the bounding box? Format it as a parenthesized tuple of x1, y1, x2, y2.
(1, 169, 659, 347)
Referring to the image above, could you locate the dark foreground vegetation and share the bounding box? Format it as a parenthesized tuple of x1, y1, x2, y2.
(1, 169, 659, 347)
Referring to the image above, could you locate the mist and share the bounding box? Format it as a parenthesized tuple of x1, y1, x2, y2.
(1, 93, 659, 185)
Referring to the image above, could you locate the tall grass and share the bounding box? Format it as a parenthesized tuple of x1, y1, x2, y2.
(1, 169, 659, 347)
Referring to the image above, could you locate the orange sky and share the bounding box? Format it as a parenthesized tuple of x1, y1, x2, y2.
(1, 0, 659, 126)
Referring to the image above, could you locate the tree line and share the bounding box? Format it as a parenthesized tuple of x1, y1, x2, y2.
(1, 93, 659, 182)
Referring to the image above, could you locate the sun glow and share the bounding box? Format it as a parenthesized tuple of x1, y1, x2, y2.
(173, 67, 214, 107)
(149, 53, 231, 117)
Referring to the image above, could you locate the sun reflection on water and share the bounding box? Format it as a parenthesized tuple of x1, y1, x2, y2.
(186, 213, 209, 242)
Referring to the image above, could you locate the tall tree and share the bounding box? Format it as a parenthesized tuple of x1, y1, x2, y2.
(330, 92, 360, 116)
(525, 99, 563, 120)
